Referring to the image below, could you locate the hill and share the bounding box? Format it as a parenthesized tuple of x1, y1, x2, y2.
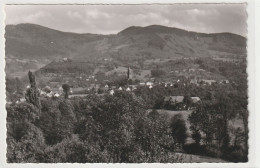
(5, 23, 247, 78)
(5, 23, 105, 77)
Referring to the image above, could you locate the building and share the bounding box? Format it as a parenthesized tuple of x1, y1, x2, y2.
(201, 79, 216, 85)
(109, 89, 115, 95)
(140, 82, 146, 86)
(146, 82, 153, 86)
(71, 87, 86, 94)
(20, 98, 26, 103)
(220, 79, 230, 84)
(54, 93, 60, 97)
(191, 97, 201, 103)
(164, 96, 184, 105)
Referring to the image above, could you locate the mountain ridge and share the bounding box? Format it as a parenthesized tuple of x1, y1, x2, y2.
(5, 23, 247, 78)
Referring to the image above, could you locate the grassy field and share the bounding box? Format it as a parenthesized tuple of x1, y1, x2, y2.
(171, 152, 227, 163)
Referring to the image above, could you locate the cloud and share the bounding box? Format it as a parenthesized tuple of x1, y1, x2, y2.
(67, 11, 83, 20)
(5, 4, 247, 36)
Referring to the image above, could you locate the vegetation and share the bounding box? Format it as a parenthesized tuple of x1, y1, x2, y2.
(62, 84, 70, 99)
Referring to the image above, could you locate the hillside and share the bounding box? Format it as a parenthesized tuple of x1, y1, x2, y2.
(5, 23, 105, 77)
(5, 23, 247, 78)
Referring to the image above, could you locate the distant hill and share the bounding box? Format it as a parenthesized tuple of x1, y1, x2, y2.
(5, 23, 247, 78)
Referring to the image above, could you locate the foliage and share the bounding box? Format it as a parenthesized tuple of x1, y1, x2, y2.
(6, 57, 248, 163)
(170, 114, 187, 146)
(62, 84, 70, 99)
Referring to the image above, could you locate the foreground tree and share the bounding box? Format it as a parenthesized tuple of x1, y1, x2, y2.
(25, 71, 41, 110)
(170, 114, 187, 150)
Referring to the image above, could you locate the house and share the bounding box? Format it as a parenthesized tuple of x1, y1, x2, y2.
(47, 91, 54, 97)
(118, 87, 123, 91)
(126, 87, 131, 91)
(149, 85, 153, 89)
(140, 82, 146, 86)
(54, 93, 60, 97)
(220, 79, 230, 84)
(198, 69, 206, 72)
(20, 98, 26, 103)
(40, 90, 47, 95)
(109, 89, 115, 95)
(146, 82, 153, 86)
(71, 87, 86, 94)
(201, 79, 216, 85)
(191, 97, 201, 103)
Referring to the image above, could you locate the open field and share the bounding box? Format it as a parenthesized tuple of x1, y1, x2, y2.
(171, 153, 227, 163)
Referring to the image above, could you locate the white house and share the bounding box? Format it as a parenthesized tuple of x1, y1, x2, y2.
(110, 89, 115, 95)
(191, 97, 201, 103)
(146, 82, 153, 86)
(20, 98, 26, 103)
(54, 93, 60, 97)
(140, 82, 146, 86)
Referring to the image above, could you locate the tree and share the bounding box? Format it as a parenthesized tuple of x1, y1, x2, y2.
(183, 94, 193, 109)
(7, 107, 46, 163)
(188, 97, 232, 157)
(90, 92, 146, 162)
(25, 71, 41, 109)
(170, 114, 187, 148)
(191, 129, 201, 145)
(62, 84, 70, 99)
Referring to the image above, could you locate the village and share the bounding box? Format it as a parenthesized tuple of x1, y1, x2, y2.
(11, 65, 231, 111)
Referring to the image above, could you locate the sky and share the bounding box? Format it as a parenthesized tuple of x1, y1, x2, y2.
(5, 4, 247, 36)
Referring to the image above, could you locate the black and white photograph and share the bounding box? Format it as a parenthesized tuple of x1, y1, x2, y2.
(1, 2, 258, 165)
